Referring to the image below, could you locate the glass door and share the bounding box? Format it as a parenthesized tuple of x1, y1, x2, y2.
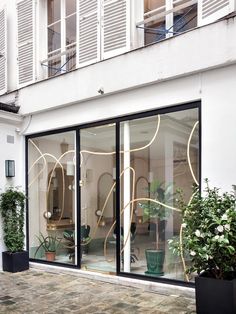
(119, 108, 199, 280)
(80, 123, 116, 274)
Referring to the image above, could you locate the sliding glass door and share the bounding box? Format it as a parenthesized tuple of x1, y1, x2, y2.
(27, 103, 200, 282)
(119, 107, 199, 280)
(80, 123, 116, 274)
(28, 131, 77, 265)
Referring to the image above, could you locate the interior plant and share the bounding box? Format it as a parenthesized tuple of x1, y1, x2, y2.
(139, 180, 174, 276)
(63, 225, 91, 262)
(34, 232, 62, 262)
(0, 187, 29, 272)
(168, 179, 236, 314)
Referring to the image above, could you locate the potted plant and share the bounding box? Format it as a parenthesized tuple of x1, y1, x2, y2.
(63, 225, 91, 262)
(139, 180, 173, 276)
(34, 233, 62, 262)
(0, 187, 29, 272)
(169, 179, 236, 314)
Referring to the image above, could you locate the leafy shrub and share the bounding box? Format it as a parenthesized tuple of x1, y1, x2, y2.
(0, 187, 26, 252)
(169, 179, 236, 280)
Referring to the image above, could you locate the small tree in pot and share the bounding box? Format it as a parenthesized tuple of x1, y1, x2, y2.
(0, 187, 29, 272)
(169, 179, 236, 314)
(139, 180, 173, 276)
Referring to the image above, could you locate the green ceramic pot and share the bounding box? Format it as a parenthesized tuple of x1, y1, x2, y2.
(145, 249, 165, 276)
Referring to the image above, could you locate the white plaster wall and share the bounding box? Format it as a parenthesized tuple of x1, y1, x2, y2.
(23, 73, 201, 134)
(21, 63, 236, 194)
(0, 123, 24, 270)
(201, 66, 236, 191)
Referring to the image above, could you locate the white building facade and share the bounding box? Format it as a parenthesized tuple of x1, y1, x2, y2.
(0, 0, 236, 286)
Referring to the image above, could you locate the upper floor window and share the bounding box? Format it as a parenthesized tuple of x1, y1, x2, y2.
(47, 0, 76, 77)
(5, 0, 233, 91)
(142, 0, 197, 45)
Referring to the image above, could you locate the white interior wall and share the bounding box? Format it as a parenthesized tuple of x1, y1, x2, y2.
(28, 135, 76, 248)
(81, 154, 114, 239)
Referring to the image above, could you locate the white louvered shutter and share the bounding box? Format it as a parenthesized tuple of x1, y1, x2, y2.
(78, 0, 100, 66)
(17, 0, 35, 87)
(198, 0, 235, 26)
(102, 0, 130, 59)
(0, 8, 7, 95)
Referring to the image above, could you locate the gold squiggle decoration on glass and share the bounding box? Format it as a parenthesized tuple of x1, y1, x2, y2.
(121, 167, 136, 254)
(80, 116, 160, 254)
(187, 121, 199, 186)
(179, 191, 198, 282)
(46, 150, 75, 222)
(80, 115, 160, 166)
(81, 180, 116, 247)
(46, 150, 75, 195)
(80, 116, 160, 251)
(179, 223, 188, 282)
(28, 114, 199, 280)
(103, 197, 181, 262)
(82, 166, 136, 247)
(175, 122, 199, 281)
(28, 147, 67, 223)
(28, 140, 47, 186)
(28, 140, 68, 222)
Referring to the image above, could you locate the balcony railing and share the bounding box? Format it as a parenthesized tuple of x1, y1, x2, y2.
(41, 43, 76, 78)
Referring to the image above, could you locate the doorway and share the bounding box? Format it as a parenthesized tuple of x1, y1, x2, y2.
(27, 102, 200, 283)
(80, 123, 117, 274)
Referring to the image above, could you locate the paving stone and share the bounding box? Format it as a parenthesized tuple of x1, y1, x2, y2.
(0, 300, 15, 305)
(0, 269, 196, 313)
(0, 296, 12, 301)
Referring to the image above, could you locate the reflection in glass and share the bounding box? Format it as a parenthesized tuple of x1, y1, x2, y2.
(48, 53, 61, 77)
(48, 0, 61, 24)
(144, 0, 166, 44)
(48, 22, 61, 52)
(28, 132, 76, 265)
(143, 0, 198, 44)
(66, 0, 76, 16)
(120, 108, 199, 281)
(80, 124, 116, 274)
(145, 19, 166, 45)
(173, 4, 197, 34)
(66, 44, 76, 72)
(144, 0, 165, 12)
(66, 15, 76, 45)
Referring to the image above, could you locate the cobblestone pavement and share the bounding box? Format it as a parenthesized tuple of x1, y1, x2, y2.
(0, 269, 196, 314)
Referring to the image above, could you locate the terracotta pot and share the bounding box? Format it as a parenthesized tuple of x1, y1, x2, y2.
(45, 251, 56, 262)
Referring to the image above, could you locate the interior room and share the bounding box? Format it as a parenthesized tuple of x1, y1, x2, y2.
(27, 106, 199, 281)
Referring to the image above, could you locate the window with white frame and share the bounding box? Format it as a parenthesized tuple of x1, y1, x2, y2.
(47, 0, 76, 77)
(14, 0, 236, 86)
(140, 0, 197, 45)
(44, 0, 130, 77)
